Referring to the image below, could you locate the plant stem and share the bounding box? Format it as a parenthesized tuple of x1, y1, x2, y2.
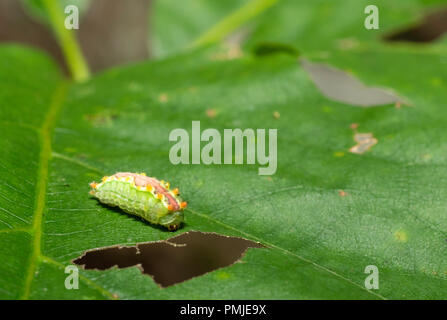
(42, 0, 90, 82)
(191, 0, 278, 48)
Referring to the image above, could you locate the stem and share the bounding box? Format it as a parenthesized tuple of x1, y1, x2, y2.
(42, 0, 90, 82)
(191, 0, 278, 48)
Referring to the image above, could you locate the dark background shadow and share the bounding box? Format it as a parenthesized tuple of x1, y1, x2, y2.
(0, 0, 151, 74)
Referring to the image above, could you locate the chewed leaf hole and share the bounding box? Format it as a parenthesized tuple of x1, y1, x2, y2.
(384, 8, 447, 43)
(72, 231, 264, 287)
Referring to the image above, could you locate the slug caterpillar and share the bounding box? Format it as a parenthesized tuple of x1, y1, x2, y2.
(89, 172, 187, 231)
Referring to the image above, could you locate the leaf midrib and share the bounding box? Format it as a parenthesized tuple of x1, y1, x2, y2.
(21, 82, 68, 300)
(12, 81, 116, 300)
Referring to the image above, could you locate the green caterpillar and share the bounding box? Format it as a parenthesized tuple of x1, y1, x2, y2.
(89, 172, 187, 231)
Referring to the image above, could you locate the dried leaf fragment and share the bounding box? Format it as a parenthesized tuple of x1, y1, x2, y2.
(300, 58, 403, 107)
(349, 132, 378, 154)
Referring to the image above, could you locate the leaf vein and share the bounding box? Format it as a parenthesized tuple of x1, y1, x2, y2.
(21, 82, 69, 300)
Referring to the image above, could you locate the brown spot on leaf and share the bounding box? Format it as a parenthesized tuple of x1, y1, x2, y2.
(158, 93, 168, 103)
(349, 132, 378, 154)
(206, 109, 217, 118)
(337, 38, 360, 50)
(84, 109, 118, 127)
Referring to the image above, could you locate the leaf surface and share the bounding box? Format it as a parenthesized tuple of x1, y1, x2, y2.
(2, 0, 447, 299)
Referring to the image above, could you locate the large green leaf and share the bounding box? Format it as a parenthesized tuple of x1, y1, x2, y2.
(2, 0, 447, 299)
(152, 0, 446, 57)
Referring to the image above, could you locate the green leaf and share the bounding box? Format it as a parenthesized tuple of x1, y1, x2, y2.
(2, 0, 447, 299)
(153, 0, 445, 55)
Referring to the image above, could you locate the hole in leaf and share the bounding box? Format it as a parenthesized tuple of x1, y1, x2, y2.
(300, 58, 403, 107)
(384, 8, 447, 43)
(73, 231, 264, 287)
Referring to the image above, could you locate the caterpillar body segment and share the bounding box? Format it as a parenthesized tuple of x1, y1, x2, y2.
(89, 172, 187, 231)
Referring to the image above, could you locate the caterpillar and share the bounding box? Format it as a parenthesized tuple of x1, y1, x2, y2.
(89, 172, 187, 231)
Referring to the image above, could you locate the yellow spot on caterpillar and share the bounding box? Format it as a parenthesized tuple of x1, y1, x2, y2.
(167, 205, 174, 211)
(394, 230, 408, 243)
(157, 194, 164, 200)
(89, 182, 98, 189)
(180, 201, 187, 209)
(102, 176, 108, 182)
(172, 188, 179, 195)
(165, 182, 170, 189)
